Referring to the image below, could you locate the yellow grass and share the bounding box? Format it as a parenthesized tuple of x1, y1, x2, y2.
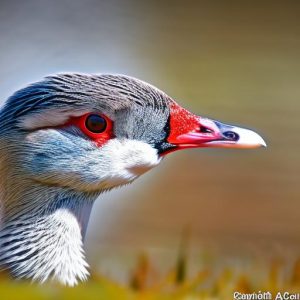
(1, 254, 299, 300)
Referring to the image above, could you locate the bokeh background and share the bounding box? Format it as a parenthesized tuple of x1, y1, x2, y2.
(0, 0, 299, 296)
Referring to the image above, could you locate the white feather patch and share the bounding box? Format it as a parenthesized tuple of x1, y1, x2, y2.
(19, 108, 89, 130)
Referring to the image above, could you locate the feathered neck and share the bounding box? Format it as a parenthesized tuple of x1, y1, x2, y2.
(0, 182, 97, 286)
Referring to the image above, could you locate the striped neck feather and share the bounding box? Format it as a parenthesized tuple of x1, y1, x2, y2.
(0, 186, 96, 286)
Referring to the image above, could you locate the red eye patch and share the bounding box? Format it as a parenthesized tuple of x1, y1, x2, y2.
(67, 113, 114, 147)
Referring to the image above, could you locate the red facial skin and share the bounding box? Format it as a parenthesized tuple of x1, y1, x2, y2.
(66, 113, 114, 147)
(166, 102, 222, 154)
(168, 102, 201, 142)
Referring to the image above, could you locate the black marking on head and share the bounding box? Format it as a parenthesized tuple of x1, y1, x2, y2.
(154, 114, 176, 154)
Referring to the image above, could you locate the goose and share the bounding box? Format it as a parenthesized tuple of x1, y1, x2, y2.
(0, 73, 266, 286)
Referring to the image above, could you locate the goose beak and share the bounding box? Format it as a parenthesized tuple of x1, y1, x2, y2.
(167, 102, 267, 151)
(199, 120, 267, 149)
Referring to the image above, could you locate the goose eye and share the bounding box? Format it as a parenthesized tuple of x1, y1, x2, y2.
(85, 114, 107, 133)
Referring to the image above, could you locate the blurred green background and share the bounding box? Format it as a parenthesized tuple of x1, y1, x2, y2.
(0, 0, 299, 297)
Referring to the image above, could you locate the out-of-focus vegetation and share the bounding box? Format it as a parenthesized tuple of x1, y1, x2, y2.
(1, 251, 300, 300)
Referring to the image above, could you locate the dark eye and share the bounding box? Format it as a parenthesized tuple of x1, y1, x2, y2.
(85, 114, 107, 133)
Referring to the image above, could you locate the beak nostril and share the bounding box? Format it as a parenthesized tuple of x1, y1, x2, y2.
(223, 131, 239, 141)
(199, 126, 213, 134)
